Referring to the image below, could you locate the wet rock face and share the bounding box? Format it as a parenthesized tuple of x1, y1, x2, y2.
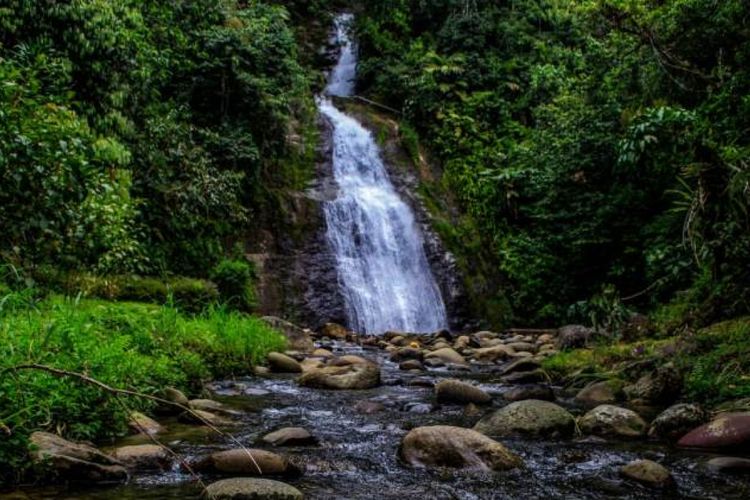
(399, 425, 523, 471)
(474, 400, 576, 439)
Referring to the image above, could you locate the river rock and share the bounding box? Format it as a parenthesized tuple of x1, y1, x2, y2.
(502, 369, 546, 384)
(648, 403, 708, 441)
(706, 456, 750, 474)
(128, 411, 163, 435)
(267, 352, 303, 373)
(389, 347, 423, 363)
(578, 405, 647, 438)
(261, 316, 314, 352)
(435, 379, 491, 405)
(164, 387, 189, 406)
(111, 444, 170, 470)
(506, 342, 536, 353)
(677, 412, 750, 450)
(556, 325, 597, 350)
(474, 400, 576, 438)
(399, 425, 522, 471)
(354, 400, 386, 414)
(178, 409, 233, 426)
(399, 359, 423, 371)
(320, 322, 349, 340)
(312, 348, 334, 358)
(499, 358, 541, 375)
(424, 347, 467, 366)
(261, 427, 317, 446)
(29, 432, 127, 483)
(575, 380, 623, 406)
(502, 384, 555, 402)
(299, 359, 380, 389)
(189, 399, 237, 417)
(624, 363, 682, 405)
(300, 358, 325, 372)
(193, 449, 300, 476)
(472, 345, 515, 363)
(204, 478, 303, 500)
(453, 335, 471, 350)
(620, 459, 675, 488)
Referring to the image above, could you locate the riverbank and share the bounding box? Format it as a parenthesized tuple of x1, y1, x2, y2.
(0, 292, 286, 484)
(3, 324, 748, 499)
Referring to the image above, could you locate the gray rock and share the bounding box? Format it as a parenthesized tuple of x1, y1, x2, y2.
(435, 379, 491, 405)
(399, 425, 522, 471)
(620, 459, 674, 488)
(204, 478, 303, 499)
(624, 363, 682, 405)
(267, 352, 303, 373)
(578, 405, 647, 438)
(128, 411, 163, 435)
(111, 444, 170, 470)
(648, 403, 708, 441)
(261, 427, 317, 447)
(261, 316, 314, 353)
(474, 400, 576, 438)
(556, 325, 598, 350)
(29, 432, 127, 483)
(503, 384, 555, 402)
(575, 380, 623, 406)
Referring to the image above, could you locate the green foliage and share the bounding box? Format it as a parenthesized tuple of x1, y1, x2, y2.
(356, 0, 750, 326)
(0, 291, 285, 483)
(1, 0, 313, 278)
(211, 259, 257, 310)
(678, 318, 750, 404)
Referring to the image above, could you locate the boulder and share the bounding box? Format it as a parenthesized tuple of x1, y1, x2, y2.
(300, 358, 325, 372)
(261, 427, 317, 447)
(128, 411, 163, 435)
(556, 325, 597, 350)
(648, 403, 708, 441)
(311, 348, 334, 358)
(677, 412, 750, 450)
(178, 409, 233, 426)
(453, 335, 471, 350)
(354, 400, 385, 414)
(164, 387, 189, 406)
(706, 456, 750, 474)
(399, 359, 424, 371)
(578, 405, 647, 438)
(424, 347, 467, 366)
(502, 369, 546, 384)
(502, 385, 555, 402)
(474, 400, 576, 438)
(472, 345, 515, 363)
(499, 358, 541, 375)
(29, 432, 127, 483)
(189, 399, 236, 416)
(435, 379, 491, 405)
(575, 380, 623, 406)
(624, 363, 682, 405)
(389, 347, 423, 363)
(193, 449, 300, 476)
(267, 352, 303, 373)
(506, 342, 536, 353)
(399, 425, 522, 471)
(620, 459, 675, 488)
(319, 322, 349, 340)
(261, 316, 314, 352)
(111, 444, 170, 470)
(299, 359, 380, 390)
(204, 478, 302, 500)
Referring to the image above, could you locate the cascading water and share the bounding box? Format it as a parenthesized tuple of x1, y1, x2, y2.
(319, 14, 448, 334)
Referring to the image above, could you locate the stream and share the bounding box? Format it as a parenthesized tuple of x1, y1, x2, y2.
(18, 340, 750, 499)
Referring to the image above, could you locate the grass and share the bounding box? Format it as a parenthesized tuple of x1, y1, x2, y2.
(0, 290, 285, 483)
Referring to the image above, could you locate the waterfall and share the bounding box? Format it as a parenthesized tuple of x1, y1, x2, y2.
(318, 14, 448, 334)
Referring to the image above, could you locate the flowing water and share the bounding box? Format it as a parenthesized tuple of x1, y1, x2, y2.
(319, 14, 448, 335)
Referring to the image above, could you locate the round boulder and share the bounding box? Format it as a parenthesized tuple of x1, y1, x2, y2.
(435, 379, 491, 405)
(502, 384, 555, 402)
(575, 380, 623, 407)
(192, 449, 299, 477)
(648, 403, 708, 441)
(399, 425, 522, 471)
(261, 427, 317, 447)
(111, 444, 170, 470)
(620, 459, 675, 488)
(474, 400, 576, 438)
(204, 478, 302, 500)
(578, 405, 647, 438)
(677, 412, 750, 450)
(298, 359, 380, 390)
(424, 347, 467, 366)
(267, 352, 303, 373)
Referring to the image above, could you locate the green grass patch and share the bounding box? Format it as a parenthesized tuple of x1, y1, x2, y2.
(0, 291, 285, 482)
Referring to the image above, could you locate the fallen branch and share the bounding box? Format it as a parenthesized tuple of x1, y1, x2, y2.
(4, 364, 262, 475)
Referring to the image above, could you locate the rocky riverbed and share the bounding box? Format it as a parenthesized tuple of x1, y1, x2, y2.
(6, 324, 750, 499)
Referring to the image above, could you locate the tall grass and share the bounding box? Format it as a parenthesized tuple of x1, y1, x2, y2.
(0, 291, 285, 483)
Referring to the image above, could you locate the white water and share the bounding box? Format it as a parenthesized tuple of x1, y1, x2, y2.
(319, 14, 448, 334)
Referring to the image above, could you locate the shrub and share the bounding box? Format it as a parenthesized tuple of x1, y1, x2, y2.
(0, 292, 285, 483)
(211, 259, 256, 310)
